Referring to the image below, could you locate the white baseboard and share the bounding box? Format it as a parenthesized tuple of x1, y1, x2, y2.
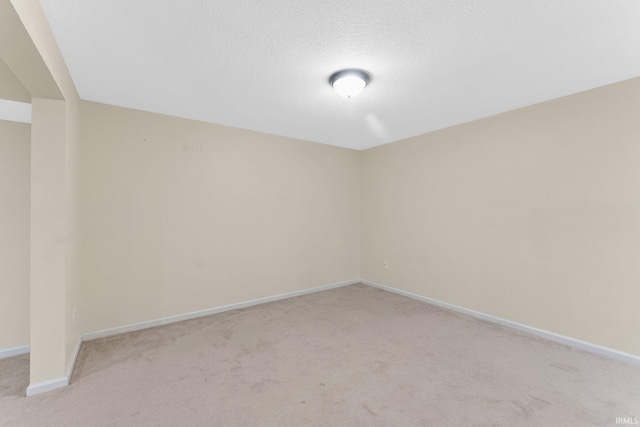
(25, 377, 68, 397)
(66, 337, 82, 380)
(26, 336, 83, 397)
(361, 279, 640, 367)
(0, 345, 30, 359)
(83, 279, 359, 341)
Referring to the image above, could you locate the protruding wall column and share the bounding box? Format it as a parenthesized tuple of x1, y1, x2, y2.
(27, 98, 68, 394)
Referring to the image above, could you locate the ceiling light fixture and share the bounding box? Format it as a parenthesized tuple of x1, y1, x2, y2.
(329, 69, 370, 99)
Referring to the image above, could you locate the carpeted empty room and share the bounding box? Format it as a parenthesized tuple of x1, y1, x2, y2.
(1, 284, 638, 426)
(3, 1, 640, 426)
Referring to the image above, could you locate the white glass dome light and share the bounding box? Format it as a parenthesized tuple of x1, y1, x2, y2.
(330, 69, 370, 99)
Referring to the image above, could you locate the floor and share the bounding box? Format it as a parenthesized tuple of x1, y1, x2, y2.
(1, 283, 639, 426)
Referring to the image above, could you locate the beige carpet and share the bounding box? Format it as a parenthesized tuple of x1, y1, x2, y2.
(1, 283, 639, 426)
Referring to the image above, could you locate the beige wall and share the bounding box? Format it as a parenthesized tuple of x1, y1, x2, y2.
(0, 58, 30, 102)
(64, 98, 81, 372)
(0, 119, 30, 350)
(29, 99, 67, 381)
(80, 101, 360, 334)
(361, 76, 640, 357)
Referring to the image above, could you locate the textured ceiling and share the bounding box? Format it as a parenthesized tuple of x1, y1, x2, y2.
(39, 1, 640, 150)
